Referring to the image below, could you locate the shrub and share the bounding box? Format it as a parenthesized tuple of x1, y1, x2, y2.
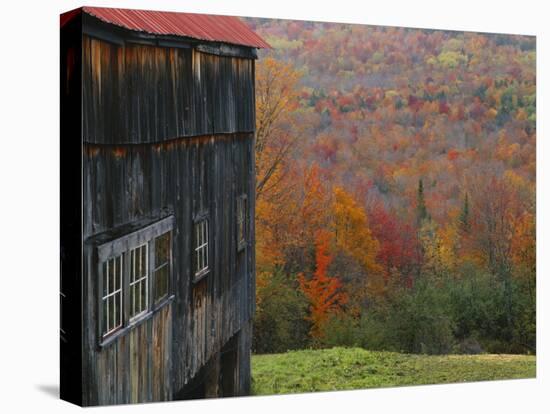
(253, 270, 311, 354)
(358, 279, 456, 355)
(318, 313, 360, 348)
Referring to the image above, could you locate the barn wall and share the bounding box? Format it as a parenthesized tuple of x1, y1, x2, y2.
(82, 133, 256, 405)
(81, 27, 257, 405)
(82, 35, 256, 145)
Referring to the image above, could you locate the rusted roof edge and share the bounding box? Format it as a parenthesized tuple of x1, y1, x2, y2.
(78, 6, 271, 49)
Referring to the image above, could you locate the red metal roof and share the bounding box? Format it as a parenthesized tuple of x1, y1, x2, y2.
(77, 6, 270, 49)
(60, 7, 82, 29)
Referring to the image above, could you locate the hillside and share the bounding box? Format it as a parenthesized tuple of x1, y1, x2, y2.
(246, 17, 535, 357)
(251, 347, 535, 395)
(246, 18, 536, 222)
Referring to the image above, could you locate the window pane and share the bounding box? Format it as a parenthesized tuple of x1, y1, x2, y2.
(154, 232, 171, 303)
(102, 253, 123, 337)
(111, 258, 116, 292)
(109, 259, 114, 296)
(194, 218, 209, 276)
(116, 291, 122, 328)
(131, 283, 135, 316)
(199, 246, 203, 272)
(132, 283, 138, 317)
(113, 292, 117, 331)
(103, 296, 108, 333)
(162, 268, 167, 298)
(103, 261, 108, 298)
(140, 245, 145, 277)
(154, 265, 168, 302)
(196, 222, 200, 248)
(129, 244, 148, 319)
(130, 248, 134, 283)
(115, 256, 121, 291)
(110, 296, 115, 332)
(155, 232, 171, 266)
(135, 282, 141, 315)
(141, 279, 147, 312)
(137, 281, 142, 314)
(198, 247, 203, 273)
(134, 283, 138, 315)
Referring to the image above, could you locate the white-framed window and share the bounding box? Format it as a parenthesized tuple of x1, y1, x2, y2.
(194, 215, 209, 280)
(102, 253, 124, 338)
(129, 244, 148, 320)
(96, 216, 174, 344)
(236, 194, 248, 251)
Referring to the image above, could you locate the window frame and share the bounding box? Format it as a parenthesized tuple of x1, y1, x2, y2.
(153, 230, 172, 305)
(96, 215, 175, 347)
(128, 243, 149, 323)
(101, 253, 124, 339)
(192, 211, 210, 283)
(236, 194, 248, 252)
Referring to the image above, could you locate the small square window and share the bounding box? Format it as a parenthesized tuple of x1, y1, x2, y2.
(102, 254, 123, 338)
(194, 217, 209, 279)
(237, 194, 248, 251)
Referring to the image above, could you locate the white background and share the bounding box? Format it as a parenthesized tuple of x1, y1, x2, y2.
(0, 0, 547, 412)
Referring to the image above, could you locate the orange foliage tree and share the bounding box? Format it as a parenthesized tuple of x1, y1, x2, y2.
(255, 167, 299, 269)
(299, 230, 348, 339)
(255, 162, 330, 272)
(299, 163, 331, 246)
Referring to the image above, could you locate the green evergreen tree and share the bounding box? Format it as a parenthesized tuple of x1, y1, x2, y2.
(459, 192, 470, 234)
(416, 179, 429, 225)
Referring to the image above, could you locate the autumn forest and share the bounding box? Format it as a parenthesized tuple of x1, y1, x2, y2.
(245, 18, 536, 357)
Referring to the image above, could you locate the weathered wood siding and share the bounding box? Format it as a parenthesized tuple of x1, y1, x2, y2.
(82, 134, 256, 405)
(81, 27, 257, 405)
(82, 35, 255, 144)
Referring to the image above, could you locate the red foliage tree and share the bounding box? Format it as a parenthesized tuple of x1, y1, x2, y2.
(369, 203, 422, 286)
(299, 230, 348, 339)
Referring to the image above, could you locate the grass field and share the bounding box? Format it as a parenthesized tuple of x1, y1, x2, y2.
(251, 347, 535, 396)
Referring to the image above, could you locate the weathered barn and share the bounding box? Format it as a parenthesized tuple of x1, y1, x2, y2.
(60, 7, 269, 406)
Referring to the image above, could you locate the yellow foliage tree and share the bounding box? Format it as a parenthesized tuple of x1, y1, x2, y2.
(254, 57, 303, 272)
(331, 187, 382, 298)
(255, 57, 302, 201)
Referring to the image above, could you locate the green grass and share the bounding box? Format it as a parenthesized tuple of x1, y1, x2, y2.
(251, 347, 535, 395)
